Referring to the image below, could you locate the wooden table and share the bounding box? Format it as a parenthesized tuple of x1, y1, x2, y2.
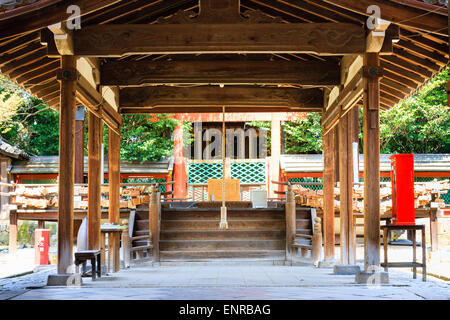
(101, 225, 123, 273)
(381, 224, 426, 281)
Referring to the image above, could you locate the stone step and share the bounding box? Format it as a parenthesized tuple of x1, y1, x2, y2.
(161, 219, 285, 230)
(160, 249, 286, 261)
(160, 229, 285, 240)
(159, 239, 285, 251)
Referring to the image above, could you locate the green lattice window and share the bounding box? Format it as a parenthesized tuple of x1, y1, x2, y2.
(189, 162, 266, 184)
(231, 162, 266, 183)
(122, 178, 166, 192)
(188, 163, 223, 184)
(289, 177, 323, 191)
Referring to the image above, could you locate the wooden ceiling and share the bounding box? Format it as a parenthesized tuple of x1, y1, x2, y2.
(0, 0, 448, 112)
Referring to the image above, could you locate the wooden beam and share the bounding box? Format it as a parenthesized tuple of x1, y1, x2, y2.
(119, 106, 319, 114)
(87, 111, 102, 251)
(73, 23, 365, 56)
(323, 0, 448, 36)
(323, 70, 363, 133)
(57, 55, 76, 274)
(101, 59, 341, 86)
(322, 128, 335, 262)
(119, 86, 323, 110)
(48, 22, 74, 55)
(363, 52, 381, 270)
(0, 0, 122, 41)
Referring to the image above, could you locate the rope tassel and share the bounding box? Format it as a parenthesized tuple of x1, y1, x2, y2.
(220, 206, 228, 229)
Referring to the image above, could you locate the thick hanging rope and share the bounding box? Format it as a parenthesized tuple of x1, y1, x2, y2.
(219, 106, 228, 229)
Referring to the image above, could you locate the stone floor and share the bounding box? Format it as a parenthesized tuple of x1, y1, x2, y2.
(1, 246, 450, 300)
(5, 264, 450, 300)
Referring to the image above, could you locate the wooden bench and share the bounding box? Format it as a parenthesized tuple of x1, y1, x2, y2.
(74, 250, 102, 280)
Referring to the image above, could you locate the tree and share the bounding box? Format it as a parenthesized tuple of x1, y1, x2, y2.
(378, 68, 450, 154)
(1, 74, 59, 155)
(118, 114, 180, 163)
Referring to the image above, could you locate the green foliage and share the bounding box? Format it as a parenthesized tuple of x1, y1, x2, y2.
(119, 114, 179, 163)
(379, 68, 450, 154)
(284, 113, 322, 154)
(1, 74, 60, 155)
(246, 113, 323, 154)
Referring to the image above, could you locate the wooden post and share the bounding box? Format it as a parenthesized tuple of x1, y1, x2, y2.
(312, 217, 322, 265)
(322, 129, 335, 261)
(74, 106, 85, 184)
(38, 220, 45, 229)
(338, 110, 357, 265)
(338, 115, 349, 264)
(121, 226, 130, 268)
(348, 106, 358, 264)
(149, 186, 160, 263)
(108, 128, 121, 271)
(108, 129, 121, 224)
(8, 211, 17, 255)
(87, 111, 102, 251)
(363, 52, 381, 270)
(57, 55, 76, 274)
(285, 185, 296, 261)
(270, 114, 281, 198)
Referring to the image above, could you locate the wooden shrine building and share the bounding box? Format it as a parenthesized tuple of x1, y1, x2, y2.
(0, 0, 449, 278)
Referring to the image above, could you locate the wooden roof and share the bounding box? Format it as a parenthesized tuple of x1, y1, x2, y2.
(0, 0, 448, 112)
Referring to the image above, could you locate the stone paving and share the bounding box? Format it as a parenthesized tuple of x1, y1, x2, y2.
(1, 246, 449, 300)
(6, 264, 450, 300)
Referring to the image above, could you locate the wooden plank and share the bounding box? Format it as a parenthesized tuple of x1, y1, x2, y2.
(120, 106, 319, 114)
(363, 52, 381, 270)
(119, 86, 324, 110)
(73, 23, 365, 56)
(57, 55, 76, 274)
(207, 179, 241, 202)
(101, 60, 340, 86)
(87, 111, 102, 251)
(322, 129, 335, 261)
(108, 129, 121, 224)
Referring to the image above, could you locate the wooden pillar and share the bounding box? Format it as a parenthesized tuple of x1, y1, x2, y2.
(173, 120, 187, 199)
(8, 211, 17, 255)
(108, 129, 121, 224)
(87, 111, 102, 250)
(149, 186, 160, 262)
(338, 110, 357, 265)
(348, 106, 359, 264)
(270, 114, 281, 197)
(74, 106, 85, 184)
(363, 52, 381, 270)
(322, 128, 335, 261)
(57, 55, 77, 274)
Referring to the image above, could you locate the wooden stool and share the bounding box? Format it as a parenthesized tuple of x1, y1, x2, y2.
(381, 224, 426, 281)
(74, 250, 102, 281)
